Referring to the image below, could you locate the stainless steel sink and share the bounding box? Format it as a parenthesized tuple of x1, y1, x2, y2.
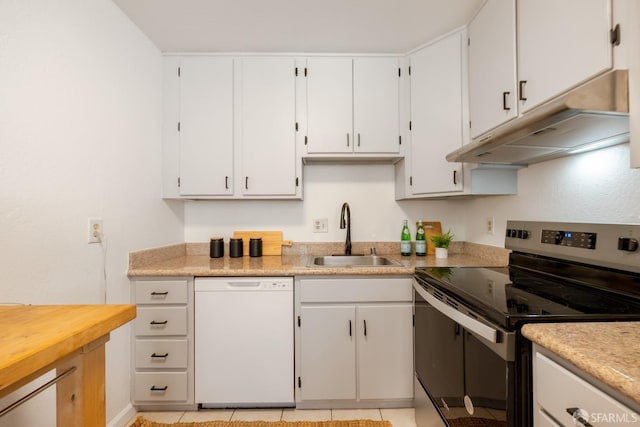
(308, 255, 402, 267)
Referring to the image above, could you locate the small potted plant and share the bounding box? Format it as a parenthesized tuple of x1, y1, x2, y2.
(430, 229, 454, 259)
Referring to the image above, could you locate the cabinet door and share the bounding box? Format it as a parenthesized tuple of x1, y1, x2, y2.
(240, 57, 297, 196)
(353, 58, 400, 154)
(298, 305, 356, 401)
(357, 304, 413, 400)
(468, 0, 518, 138)
(410, 32, 464, 195)
(517, 0, 612, 113)
(306, 57, 353, 153)
(179, 57, 234, 196)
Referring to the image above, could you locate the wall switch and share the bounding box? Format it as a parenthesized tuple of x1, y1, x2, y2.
(88, 218, 103, 243)
(313, 218, 328, 233)
(486, 216, 495, 235)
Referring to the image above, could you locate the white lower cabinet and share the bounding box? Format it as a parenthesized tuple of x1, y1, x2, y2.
(295, 276, 414, 407)
(131, 278, 195, 410)
(533, 344, 639, 426)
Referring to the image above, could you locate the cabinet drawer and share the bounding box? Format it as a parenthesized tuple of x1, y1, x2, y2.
(135, 280, 188, 304)
(135, 339, 188, 369)
(299, 278, 412, 303)
(536, 353, 638, 426)
(135, 307, 188, 336)
(134, 372, 188, 402)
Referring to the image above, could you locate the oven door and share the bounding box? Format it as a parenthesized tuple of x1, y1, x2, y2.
(413, 278, 516, 427)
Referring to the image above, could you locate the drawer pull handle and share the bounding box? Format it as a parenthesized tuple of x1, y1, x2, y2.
(150, 291, 169, 296)
(150, 385, 168, 392)
(566, 408, 593, 427)
(151, 353, 169, 358)
(150, 320, 168, 325)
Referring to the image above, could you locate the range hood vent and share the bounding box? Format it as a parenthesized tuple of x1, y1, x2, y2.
(447, 69, 630, 165)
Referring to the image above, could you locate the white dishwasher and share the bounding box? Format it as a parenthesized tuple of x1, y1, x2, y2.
(194, 277, 294, 408)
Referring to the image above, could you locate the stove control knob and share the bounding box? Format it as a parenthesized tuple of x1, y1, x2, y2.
(521, 230, 529, 239)
(618, 237, 639, 252)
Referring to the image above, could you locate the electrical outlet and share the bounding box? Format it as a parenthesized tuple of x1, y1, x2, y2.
(88, 218, 103, 243)
(486, 216, 495, 235)
(313, 218, 328, 233)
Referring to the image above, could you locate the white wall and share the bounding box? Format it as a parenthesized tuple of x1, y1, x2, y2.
(0, 1, 184, 426)
(185, 163, 467, 243)
(463, 143, 640, 246)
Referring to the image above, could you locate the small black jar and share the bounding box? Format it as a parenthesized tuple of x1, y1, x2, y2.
(229, 238, 243, 258)
(249, 238, 263, 257)
(210, 237, 224, 258)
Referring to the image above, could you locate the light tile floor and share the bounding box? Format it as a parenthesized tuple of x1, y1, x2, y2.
(127, 408, 416, 427)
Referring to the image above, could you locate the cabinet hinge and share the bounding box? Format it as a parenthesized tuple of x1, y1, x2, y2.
(178, 67, 181, 77)
(297, 315, 301, 327)
(296, 177, 299, 187)
(611, 23, 621, 46)
(399, 135, 402, 145)
(178, 177, 181, 188)
(409, 176, 413, 186)
(298, 377, 302, 388)
(178, 122, 181, 132)
(304, 135, 308, 145)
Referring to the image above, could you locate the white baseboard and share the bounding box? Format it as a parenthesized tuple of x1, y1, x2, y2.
(108, 403, 137, 427)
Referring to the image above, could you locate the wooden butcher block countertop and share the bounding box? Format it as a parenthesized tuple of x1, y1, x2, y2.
(0, 304, 136, 394)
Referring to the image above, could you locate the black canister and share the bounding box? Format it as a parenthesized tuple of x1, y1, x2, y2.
(249, 238, 263, 257)
(209, 237, 224, 258)
(229, 238, 243, 258)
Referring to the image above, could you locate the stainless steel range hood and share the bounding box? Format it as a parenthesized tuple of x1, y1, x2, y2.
(447, 69, 630, 165)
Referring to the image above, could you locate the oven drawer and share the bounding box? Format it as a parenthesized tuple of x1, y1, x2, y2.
(535, 353, 638, 426)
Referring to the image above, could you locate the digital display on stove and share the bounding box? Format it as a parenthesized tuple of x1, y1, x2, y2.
(541, 229, 596, 249)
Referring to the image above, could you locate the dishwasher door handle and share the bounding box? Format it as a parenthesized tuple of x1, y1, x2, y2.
(226, 282, 262, 288)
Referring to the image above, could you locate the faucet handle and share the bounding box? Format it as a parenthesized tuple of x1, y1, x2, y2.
(370, 247, 377, 255)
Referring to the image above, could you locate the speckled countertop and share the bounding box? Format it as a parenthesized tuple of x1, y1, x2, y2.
(522, 322, 640, 406)
(128, 241, 510, 277)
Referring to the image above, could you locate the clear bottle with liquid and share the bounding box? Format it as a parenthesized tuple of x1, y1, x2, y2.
(416, 220, 426, 256)
(401, 220, 412, 256)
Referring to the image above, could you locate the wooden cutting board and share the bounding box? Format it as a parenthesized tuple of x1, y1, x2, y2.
(231, 230, 293, 256)
(416, 221, 442, 255)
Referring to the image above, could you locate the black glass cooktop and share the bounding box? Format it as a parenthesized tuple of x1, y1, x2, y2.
(415, 260, 640, 330)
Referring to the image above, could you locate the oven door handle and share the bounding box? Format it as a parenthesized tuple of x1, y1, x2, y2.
(414, 281, 498, 343)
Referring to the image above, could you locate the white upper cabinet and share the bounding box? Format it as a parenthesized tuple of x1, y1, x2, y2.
(239, 57, 299, 197)
(178, 57, 234, 196)
(517, 0, 612, 113)
(468, 0, 518, 138)
(353, 58, 401, 154)
(304, 56, 401, 158)
(305, 57, 353, 154)
(468, 0, 614, 137)
(409, 31, 465, 195)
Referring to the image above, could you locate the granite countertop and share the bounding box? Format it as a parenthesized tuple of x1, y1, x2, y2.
(522, 322, 640, 406)
(128, 241, 510, 277)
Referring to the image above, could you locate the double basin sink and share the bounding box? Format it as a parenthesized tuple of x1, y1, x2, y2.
(308, 255, 403, 268)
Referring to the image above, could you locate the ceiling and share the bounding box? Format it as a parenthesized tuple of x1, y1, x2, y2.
(112, 0, 484, 53)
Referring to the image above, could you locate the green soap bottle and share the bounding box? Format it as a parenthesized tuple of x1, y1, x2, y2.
(401, 220, 412, 256)
(416, 220, 426, 256)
